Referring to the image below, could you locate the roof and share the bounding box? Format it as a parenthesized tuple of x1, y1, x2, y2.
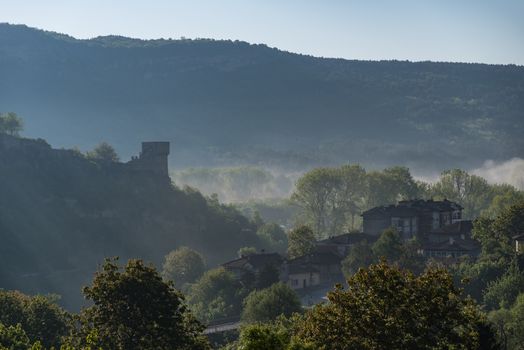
(222, 252, 283, 271)
(288, 251, 342, 266)
(362, 199, 462, 217)
(317, 232, 378, 245)
(513, 234, 524, 240)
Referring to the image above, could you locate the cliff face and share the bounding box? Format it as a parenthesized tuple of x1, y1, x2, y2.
(0, 134, 259, 310)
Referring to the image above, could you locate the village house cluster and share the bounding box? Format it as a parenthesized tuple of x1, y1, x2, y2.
(221, 199, 482, 304)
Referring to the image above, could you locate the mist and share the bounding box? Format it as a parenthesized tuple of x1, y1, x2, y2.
(472, 157, 524, 190)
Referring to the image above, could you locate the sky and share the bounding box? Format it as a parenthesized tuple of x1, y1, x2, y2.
(0, 0, 523, 64)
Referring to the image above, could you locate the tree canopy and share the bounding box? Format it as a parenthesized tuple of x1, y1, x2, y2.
(241, 283, 302, 323)
(75, 258, 209, 350)
(0, 112, 23, 136)
(162, 246, 206, 288)
(296, 261, 497, 349)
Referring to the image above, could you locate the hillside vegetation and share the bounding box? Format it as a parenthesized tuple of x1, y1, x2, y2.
(1, 24, 523, 171)
(0, 133, 259, 310)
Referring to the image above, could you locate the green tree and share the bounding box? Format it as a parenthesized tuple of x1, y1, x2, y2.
(241, 283, 302, 323)
(489, 293, 524, 350)
(238, 246, 258, 257)
(430, 169, 492, 219)
(257, 223, 288, 253)
(0, 291, 69, 349)
(297, 261, 496, 349)
(86, 142, 120, 162)
(162, 246, 206, 288)
(0, 323, 38, 350)
(188, 267, 244, 323)
(483, 260, 524, 309)
(0, 112, 24, 136)
(291, 168, 339, 237)
(76, 258, 209, 350)
(365, 166, 419, 209)
(287, 226, 316, 259)
(371, 228, 404, 262)
(341, 240, 375, 277)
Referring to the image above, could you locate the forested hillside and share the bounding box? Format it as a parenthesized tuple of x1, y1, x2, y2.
(0, 133, 260, 310)
(1, 24, 523, 171)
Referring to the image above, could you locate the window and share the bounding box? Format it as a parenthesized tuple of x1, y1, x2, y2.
(432, 212, 440, 230)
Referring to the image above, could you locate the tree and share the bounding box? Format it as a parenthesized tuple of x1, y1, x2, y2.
(291, 168, 339, 237)
(489, 293, 524, 350)
(86, 142, 120, 162)
(241, 283, 302, 323)
(365, 167, 419, 209)
(238, 246, 258, 257)
(0, 112, 24, 136)
(187, 267, 244, 323)
(336, 164, 367, 230)
(0, 323, 40, 350)
(76, 258, 209, 350)
(341, 240, 375, 277)
(287, 226, 316, 259)
(257, 223, 288, 253)
(483, 260, 524, 309)
(296, 261, 496, 349)
(371, 228, 404, 262)
(430, 169, 492, 219)
(0, 290, 69, 349)
(162, 246, 206, 288)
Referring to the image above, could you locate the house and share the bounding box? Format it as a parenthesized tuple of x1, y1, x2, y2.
(514, 234, 524, 254)
(286, 251, 344, 285)
(362, 199, 463, 240)
(222, 252, 284, 280)
(362, 199, 479, 258)
(315, 232, 378, 257)
(286, 263, 321, 290)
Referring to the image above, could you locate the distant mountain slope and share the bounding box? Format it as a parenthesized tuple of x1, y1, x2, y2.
(0, 133, 259, 310)
(0, 23, 523, 171)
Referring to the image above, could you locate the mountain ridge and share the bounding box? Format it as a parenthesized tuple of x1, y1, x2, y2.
(1, 23, 523, 171)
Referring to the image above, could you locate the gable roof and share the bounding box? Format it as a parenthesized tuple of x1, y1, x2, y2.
(362, 199, 463, 217)
(288, 251, 342, 266)
(317, 232, 378, 245)
(222, 252, 283, 271)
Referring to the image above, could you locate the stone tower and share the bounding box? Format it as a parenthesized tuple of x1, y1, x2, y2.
(128, 141, 170, 177)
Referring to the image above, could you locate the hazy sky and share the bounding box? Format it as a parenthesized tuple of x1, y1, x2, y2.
(1, 0, 523, 64)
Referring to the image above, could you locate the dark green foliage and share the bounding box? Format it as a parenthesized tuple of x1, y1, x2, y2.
(74, 258, 209, 350)
(297, 262, 496, 349)
(0, 133, 259, 309)
(287, 226, 316, 259)
(241, 283, 302, 323)
(0, 323, 37, 350)
(371, 228, 404, 263)
(162, 246, 206, 288)
(236, 316, 314, 350)
(187, 267, 245, 323)
(341, 240, 375, 277)
(0, 290, 69, 348)
(489, 293, 524, 350)
(483, 261, 524, 309)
